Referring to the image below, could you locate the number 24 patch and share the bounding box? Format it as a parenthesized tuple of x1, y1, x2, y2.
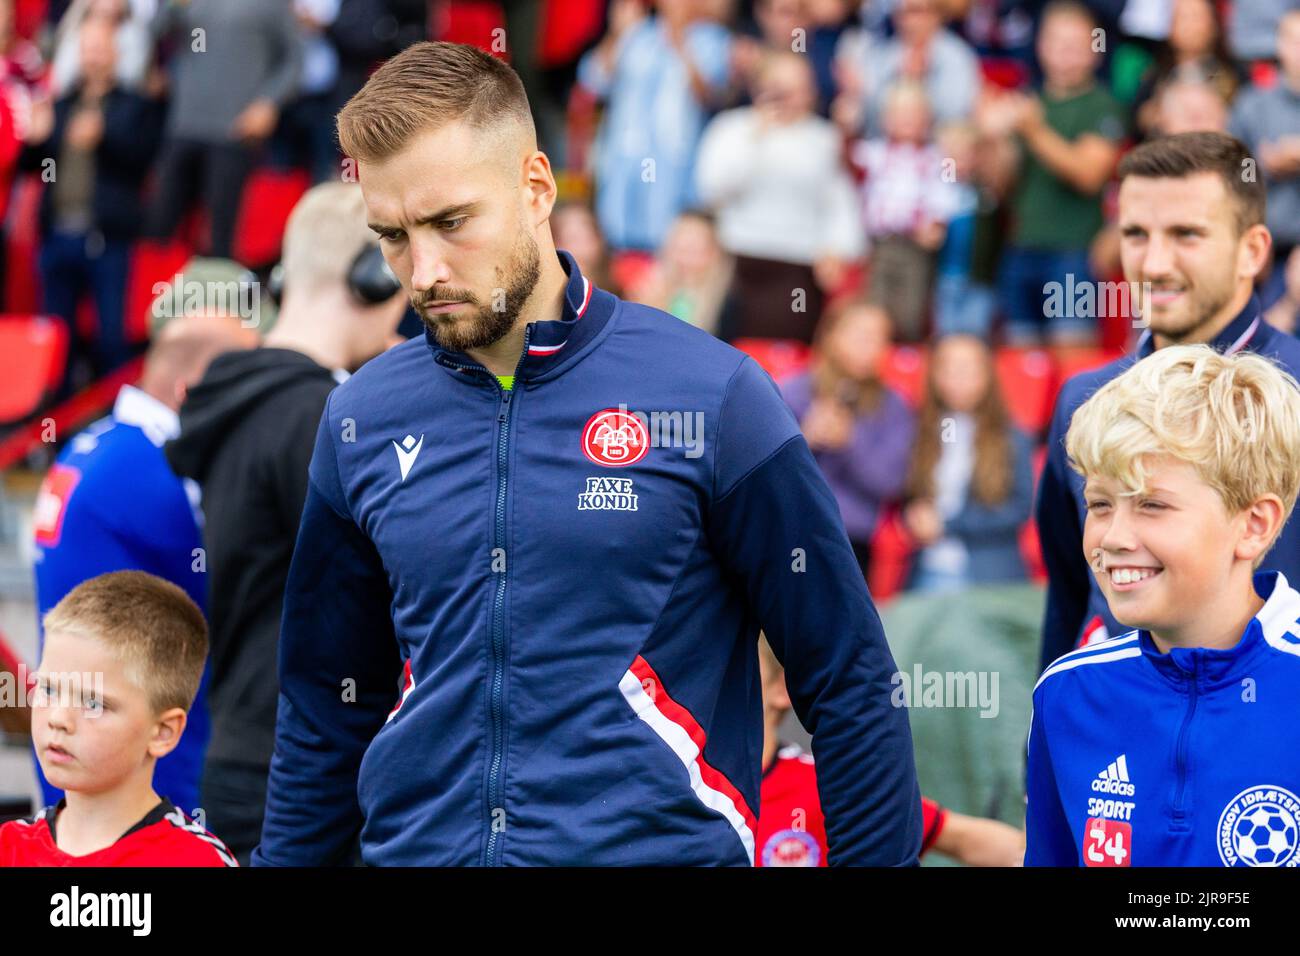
(1084, 817, 1131, 867)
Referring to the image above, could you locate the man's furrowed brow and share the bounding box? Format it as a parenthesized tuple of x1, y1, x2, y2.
(415, 201, 482, 225)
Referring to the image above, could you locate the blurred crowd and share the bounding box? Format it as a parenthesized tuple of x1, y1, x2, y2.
(3, 0, 1300, 598)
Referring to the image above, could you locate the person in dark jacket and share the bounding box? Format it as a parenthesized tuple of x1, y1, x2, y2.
(21, 17, 163, 394)
(252, 43, 922, 868)
(901, 332, 1034, 592)
(1036, 132, 1300, 674)
(163, 182, 405, 864)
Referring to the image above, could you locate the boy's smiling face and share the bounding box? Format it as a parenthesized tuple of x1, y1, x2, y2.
(31, 629, 183, 795)
(1083, 455, 1242, 635)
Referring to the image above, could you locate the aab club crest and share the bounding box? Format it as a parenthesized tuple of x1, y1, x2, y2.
(582, 408, 649, 467)
(761, 828, 821, 866)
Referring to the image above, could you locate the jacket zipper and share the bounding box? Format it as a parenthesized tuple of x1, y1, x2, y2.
(438, 331, 530, 865)
(1171, 659, 1198, 830)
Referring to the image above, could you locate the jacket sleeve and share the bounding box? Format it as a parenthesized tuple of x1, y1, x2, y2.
(1036, 392, 1091, 673)
(707, 357, 923, 866)
(1023, 688, 1077, 866)
(251, 393, 403, 866)
(945, 427, 1034, 540)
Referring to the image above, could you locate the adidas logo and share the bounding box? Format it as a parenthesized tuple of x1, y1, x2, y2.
(1091, 754, 1136, 796)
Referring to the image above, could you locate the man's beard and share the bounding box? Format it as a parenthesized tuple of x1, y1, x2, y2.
(1142, 271, 1236, 344)
(414, 232, 541, 353)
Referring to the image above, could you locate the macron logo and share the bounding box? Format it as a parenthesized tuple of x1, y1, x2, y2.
(1091, 754, 1136, 796)
(392, 434, 424, 482)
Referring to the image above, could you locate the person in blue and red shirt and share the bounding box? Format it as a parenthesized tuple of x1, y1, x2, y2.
(30, 312, 257, 817)
(0, 571, 237, 867)
(757, 636, 1025, 867)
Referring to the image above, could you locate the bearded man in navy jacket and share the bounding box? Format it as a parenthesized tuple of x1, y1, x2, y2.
(252, 41, 922, 867)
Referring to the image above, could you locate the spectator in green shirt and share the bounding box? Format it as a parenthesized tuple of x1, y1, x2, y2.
(979, 1, 1127, 347)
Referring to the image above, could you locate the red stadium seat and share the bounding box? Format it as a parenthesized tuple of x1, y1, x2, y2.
(124, 239, 193, 342)
(232, 167, 312, 269)
(609, 251, 656, 299)
(0, 315, 69, 423)
(437, 0, 508, 54)
(539, 0, 605, 68)
(5, 176, 44, 314)
(1048, 346, 1123, 416)
(996, 346, 1054, 437)
(879, 344, 928, 408)
(732, 338, 811, 383)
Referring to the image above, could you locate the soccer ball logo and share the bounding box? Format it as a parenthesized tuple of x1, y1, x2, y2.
(1233, 804, 1297, 866)
(1218, 787, 1300, 866)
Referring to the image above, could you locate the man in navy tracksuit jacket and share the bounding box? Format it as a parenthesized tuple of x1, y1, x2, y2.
(1027, 570, 1300, 866)
(251, 246, 923, 866)
(1036, 133, 1300, 674)
(252, 40, 921, 868)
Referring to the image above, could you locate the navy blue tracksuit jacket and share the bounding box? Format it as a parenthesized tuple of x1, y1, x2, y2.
(252, 251, 922, 866)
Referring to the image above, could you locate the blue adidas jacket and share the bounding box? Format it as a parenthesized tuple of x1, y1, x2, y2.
(1026, 571, 1300, 867)
(1036, 297, 1300, 673)
(252, 251, 922, 867)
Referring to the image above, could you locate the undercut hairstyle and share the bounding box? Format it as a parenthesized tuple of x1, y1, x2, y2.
(42, 571, 208, 715)
(1118, 131, 1266, 235)
(337, 40, 534, 163)
(1066, 345, 1300, 565)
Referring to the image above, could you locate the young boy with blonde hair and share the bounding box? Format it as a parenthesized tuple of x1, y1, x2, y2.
(0, 571, 236, 866)
(1026, 345, 1300, 866)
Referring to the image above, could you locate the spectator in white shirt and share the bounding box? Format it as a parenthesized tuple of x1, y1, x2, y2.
(695, 49, 863, 342)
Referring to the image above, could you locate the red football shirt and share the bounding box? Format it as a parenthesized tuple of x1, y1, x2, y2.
(0, 798, 237, 867)
(756, 743, 947, 866)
